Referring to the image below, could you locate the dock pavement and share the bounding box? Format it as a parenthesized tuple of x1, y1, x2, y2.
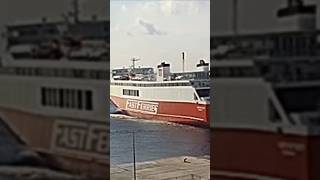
(111, 156, 210, 180)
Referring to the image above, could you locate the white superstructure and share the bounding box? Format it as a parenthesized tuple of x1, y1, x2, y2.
(111, 79, 210, 104)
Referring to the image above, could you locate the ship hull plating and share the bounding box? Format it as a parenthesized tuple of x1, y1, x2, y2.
(111, 96, 209, 127)
(0, 106, 108, 178)
(211, 128, 320, 180)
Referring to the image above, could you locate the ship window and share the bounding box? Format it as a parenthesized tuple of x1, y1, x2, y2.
(41, 87, 46, 105)
(59, 88, 64, 107)
(41, 87, 91, 111)
(78, 90, 83, 109)
(85, 90, 93, 110)
(70, 89, 75, 108)
(55, 88, 60, 106)
(50, 88, 56, 106)
(123, 89, 139, 97)
(45, 87, 50, 105)
(47, 88, 53, 106)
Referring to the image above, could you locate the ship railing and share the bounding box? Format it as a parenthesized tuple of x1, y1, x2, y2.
(7, 41, 108, 62)
(0, 66, 109, 80)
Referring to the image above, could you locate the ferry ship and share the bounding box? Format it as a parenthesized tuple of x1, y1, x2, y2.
(110, 58, 210, 127)
(211, 0, 320, 179)
(0, 0, 109, 178)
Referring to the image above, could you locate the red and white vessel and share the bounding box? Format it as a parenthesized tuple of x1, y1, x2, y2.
(0, 0, 109, 178)
(211, 0, 320, 179)
(111, 59, 210, 127)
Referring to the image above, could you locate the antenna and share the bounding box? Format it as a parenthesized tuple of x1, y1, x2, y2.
(182, 52, 185, 72)
(233, 0, 238, 36)
(72, 0, 80, 23)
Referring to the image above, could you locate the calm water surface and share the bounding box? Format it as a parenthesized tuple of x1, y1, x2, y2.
(110, 103, 210, 165)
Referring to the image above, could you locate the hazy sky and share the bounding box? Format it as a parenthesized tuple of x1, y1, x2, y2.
(1, 0, 319, 67)
(110, 0, 210, 72)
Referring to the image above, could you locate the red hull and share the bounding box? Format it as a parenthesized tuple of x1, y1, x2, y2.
(110, 96, 209, 127)
(211, 128, 320, 180)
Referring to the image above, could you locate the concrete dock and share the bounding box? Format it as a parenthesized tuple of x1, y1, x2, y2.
(111, 156, 209, 180)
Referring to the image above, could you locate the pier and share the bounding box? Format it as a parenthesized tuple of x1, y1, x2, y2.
(111, 156, 209, 180)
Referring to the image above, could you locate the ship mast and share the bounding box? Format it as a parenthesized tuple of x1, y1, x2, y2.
(131, 58, 140, 70)
(129, 58, 140, 76)
(232, 0, 238, 36)
(72, 0, 80, 23)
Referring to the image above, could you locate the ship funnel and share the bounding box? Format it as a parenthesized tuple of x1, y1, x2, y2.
(42, 17, 48, 23)
(92, 15, 98, 21)
(157, 62, 171, 81)
(196, 60, 209, 72)
(182, 52, 185, 73)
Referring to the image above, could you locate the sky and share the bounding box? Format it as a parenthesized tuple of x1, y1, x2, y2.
(110, 0, 210, 72)
(0, 0, 319, 66)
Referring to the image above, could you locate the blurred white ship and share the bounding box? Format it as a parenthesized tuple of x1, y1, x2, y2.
(0, 0, 109, 178)
(211, 0, 320, 179)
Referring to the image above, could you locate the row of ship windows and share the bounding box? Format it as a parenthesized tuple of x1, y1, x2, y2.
(123, 89, 139, 97)
(174, 72, 209, 79)
(8, 27, 109, 37)
(190, 81, 210, 87)
(0, 67, 108, 80)
(41, 87, 93, 110)
(111, 82, 191, 87)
